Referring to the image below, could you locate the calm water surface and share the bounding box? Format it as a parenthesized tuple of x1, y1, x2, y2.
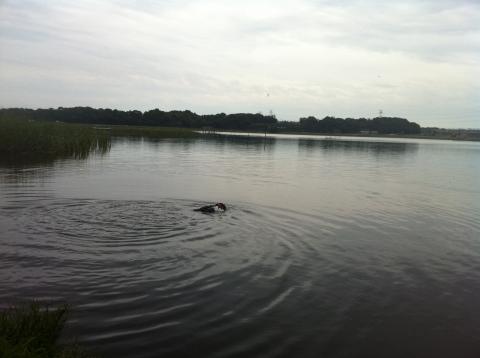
(1, 134, 480, 357)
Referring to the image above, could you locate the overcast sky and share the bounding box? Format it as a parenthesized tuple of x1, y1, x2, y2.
(0, 0, 479, 127)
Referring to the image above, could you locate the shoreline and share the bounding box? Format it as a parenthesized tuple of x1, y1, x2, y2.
(214, 129, 480, 142)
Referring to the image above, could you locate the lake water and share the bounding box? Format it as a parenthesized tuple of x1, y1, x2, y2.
(1, 134, 480, 357)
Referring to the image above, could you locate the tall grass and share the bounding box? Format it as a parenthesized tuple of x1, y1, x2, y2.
(0, 118, 110, 162)
(0, 302, 91, 358)
(0, 118, 199, 164)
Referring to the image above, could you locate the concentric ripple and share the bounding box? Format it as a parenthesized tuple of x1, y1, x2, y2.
(0, 197, 323, 357)
(1, 196, 480, 358)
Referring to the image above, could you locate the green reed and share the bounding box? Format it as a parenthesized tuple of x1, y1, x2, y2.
(0, 118, 200, 164)
(0, 118, 111, 162)
(0, 302, 91, 358)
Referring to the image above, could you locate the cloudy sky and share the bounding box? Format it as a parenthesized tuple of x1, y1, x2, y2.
(0, 0, 479, 127)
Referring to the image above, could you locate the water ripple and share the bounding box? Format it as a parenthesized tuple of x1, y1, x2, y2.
(1, 196, 480, 357)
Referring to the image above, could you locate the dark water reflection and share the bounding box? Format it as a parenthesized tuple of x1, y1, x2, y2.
(298, 138, 418, 155)
(1, 134, 480, 357)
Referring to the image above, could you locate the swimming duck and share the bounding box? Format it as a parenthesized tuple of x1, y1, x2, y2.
(194, 203, 227, 213)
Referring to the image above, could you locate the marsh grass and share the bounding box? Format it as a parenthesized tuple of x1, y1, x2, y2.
(0, 302, 91, 358)
(0, 118, 111, 163)
(0, 118, 199, 165)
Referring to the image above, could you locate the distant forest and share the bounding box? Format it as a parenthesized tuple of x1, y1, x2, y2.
(0, 107, 421, 134)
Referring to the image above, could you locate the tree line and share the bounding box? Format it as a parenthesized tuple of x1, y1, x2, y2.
(0, 107, 421, 134)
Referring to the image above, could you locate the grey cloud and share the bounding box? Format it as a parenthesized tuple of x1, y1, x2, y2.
(0, 0, 478, 127)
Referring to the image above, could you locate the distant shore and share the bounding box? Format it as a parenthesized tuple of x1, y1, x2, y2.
(3, 107, 479, 141)
(216, 129, 480, 142)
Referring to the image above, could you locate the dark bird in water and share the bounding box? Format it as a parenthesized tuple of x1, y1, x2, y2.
(194, 203, 227, 213)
